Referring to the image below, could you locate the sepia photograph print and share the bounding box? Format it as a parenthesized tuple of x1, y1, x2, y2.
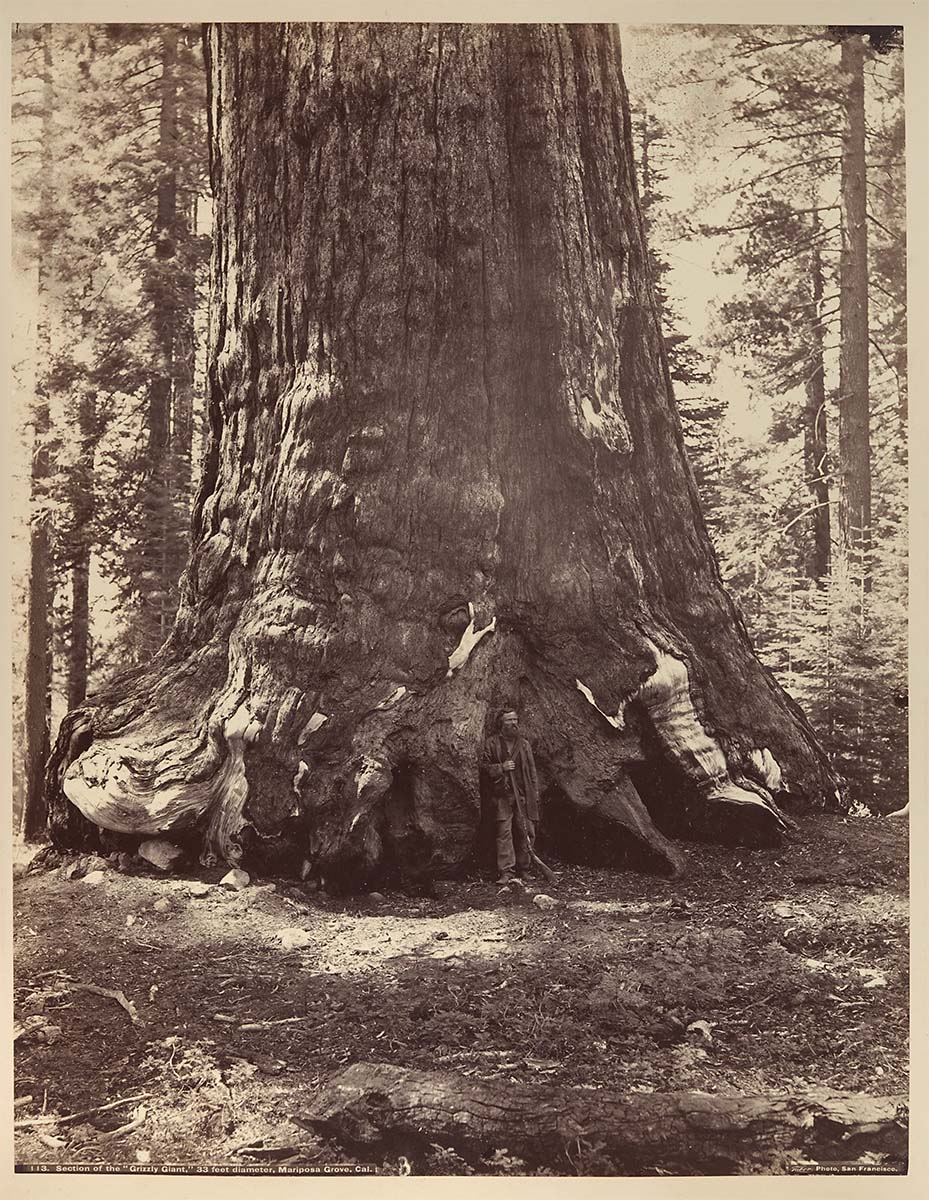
(8, 4, 917, 1180)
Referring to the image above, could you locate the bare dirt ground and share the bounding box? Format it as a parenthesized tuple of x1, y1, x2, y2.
(13, 812, 908, 1176)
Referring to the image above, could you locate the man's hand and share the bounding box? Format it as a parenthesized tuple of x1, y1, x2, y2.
(503, 760, 516, 771)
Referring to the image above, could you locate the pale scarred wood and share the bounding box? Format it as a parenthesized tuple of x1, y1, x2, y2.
(302, 1061, 908, 1174)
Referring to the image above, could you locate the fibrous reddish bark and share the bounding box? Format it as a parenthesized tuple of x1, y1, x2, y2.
(301, 1061, 907, 1174)
(47, 24, 837, 885)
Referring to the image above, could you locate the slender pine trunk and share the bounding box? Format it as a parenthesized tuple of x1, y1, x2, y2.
(140, 26, 180, 653)
(66, 388, 97, 708)
(804, 207, 830, 582)
(837, 32, 871, 589)
(21, 28, 54, 841)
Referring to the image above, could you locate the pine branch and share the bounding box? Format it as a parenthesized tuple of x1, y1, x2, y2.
(869, 337, 901, 380)
(734, 35, 827, 57)
(737, 84, 774, 107)
(113, 62, 162, 86)
(806, 311, 840, 335)
(721, 155, 843, 197)
(741, 72, 780, 97)
(869, 400, 903, 424)
(702, 206, 838, 235)
(747, 229, 841, 273)
(733, 130, 843, 157)
(866, 211, 898, 240)
(866, 179, 903, 206)
(778, 500, 837, 538)
(738, 99, 834, 123)
(783, 470, 832, 505)
(766, 350, 839, 394)
(734, 114, 842, 139)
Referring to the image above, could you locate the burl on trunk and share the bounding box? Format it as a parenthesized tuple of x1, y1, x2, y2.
(47, 24, 836, 887)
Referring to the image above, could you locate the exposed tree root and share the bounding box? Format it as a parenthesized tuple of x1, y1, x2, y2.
(45, 618, 810, 884)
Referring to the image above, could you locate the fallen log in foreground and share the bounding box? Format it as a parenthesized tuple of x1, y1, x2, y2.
(301, 1062, 907, 1175)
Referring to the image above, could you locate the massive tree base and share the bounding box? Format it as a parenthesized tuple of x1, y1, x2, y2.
(46, 622, 809, 889)
(300, 1062, 907, 1175)
(45, 24, 836, 888)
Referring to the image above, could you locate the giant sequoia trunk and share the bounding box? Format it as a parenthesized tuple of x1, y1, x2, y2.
(47, 24, 837, 884)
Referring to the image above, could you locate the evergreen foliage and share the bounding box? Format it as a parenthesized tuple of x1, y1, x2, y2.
(631, 105, 727, 526)
(11, 23, 210, 712)
(626, 24, 907, 813)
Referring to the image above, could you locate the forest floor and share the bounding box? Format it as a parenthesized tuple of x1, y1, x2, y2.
(13, 811, 908, 1177)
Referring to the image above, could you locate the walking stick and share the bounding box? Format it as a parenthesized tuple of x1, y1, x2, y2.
(504, 761, 558, 884)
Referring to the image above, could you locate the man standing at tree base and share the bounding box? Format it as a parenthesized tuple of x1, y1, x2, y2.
(482, 709, 541, 885)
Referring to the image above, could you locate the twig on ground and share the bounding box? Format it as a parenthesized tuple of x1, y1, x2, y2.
(14, 1095, 34, 1108)
(100, 1106, 148, 1140)
(14, 1092, 154, 1130)
(68, 982, 141, 1024)
(224, 1049, 287, 1075)
(234, 1143, 324, 1162)
(239, 1016, 309, 1030)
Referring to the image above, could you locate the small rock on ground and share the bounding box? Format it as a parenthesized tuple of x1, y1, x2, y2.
(277, 927, 313, 950)
(82, 871, 107, 885)
(152, 898, 172, 912)
(64, 854, 108, 880)
(138, 839, 185, 872)
(220, 868, 251, 890)
(532, 893, 559, 910)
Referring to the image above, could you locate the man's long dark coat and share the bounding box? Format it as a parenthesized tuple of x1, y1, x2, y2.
(481, 733, 540, 821)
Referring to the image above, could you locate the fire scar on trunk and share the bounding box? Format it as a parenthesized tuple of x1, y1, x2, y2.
(578, 640, 789, 832)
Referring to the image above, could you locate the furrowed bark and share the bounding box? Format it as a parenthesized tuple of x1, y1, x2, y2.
(47, 24, 838, 884)
(300, 1062, 908, 1174)
(838, 32, 871, 587)
(804, 207, 830, 583)
(66, 349, 99, 708)
(22, 26, 54, 842)
(138, 27, 183, 655)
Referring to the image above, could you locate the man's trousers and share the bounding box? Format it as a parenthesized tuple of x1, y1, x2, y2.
(495, 787, 535, 878)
